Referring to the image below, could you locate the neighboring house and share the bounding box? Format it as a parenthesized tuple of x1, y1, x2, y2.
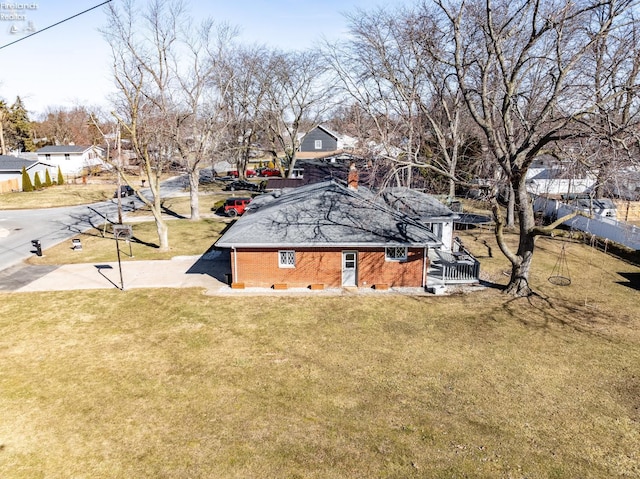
(569, 197, 617, 219)
(299, 125, 357, 153)
(36, 145, 106, 176)
(526, 159, 596, 196)
(0, 155, 57, 193)
(265, 156, 374, 190)
(216, 165, 481, 291)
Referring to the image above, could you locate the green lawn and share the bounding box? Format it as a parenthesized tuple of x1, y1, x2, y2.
(1, 227, 639, 478)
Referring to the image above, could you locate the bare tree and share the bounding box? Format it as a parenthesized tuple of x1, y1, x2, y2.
(437, 0, 640, 296)
(262, 49, 335, 177)
(102, 0, 179, 251)
(33, 105, 105, 147)
(168, 21, 238, 220)
(326, 6, 469, 195)
(218, 44, 270, 179)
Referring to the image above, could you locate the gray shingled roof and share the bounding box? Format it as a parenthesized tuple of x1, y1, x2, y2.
(380, 187, 460, 221)
(0, 155, 37, 171)
(36, 145, 92, 154)
(216, 180, 441, 248)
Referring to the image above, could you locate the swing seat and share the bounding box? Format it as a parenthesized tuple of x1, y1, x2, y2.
(548, 275, 571, 286)
(548, 242, 572, 286)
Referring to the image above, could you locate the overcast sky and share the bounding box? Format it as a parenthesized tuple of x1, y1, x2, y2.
(0, 0, 407, 118)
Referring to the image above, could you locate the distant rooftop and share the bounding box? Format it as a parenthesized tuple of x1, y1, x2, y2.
(0, 155, 38, 171)
(36, 145, 95, 154)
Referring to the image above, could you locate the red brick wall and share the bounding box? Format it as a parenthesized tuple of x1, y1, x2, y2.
(231, 247, 427, 288)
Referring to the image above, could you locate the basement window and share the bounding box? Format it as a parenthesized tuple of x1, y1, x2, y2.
(278, 250, 296, 268)
(385, 246, 408, 262)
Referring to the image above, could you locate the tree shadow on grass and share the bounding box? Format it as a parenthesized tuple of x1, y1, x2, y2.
(160, 199, 187, 219)
(500, 292, 632, 338)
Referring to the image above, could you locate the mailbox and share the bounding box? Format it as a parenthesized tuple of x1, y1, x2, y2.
(31, 239, 42, 257)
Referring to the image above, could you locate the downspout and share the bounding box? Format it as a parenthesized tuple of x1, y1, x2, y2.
(422, 246, 428, 289)
(232, 246, 238, 284)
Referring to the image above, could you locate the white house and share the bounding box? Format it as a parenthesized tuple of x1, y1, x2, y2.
(0, 155, 57, 193)
(526, 158, 596, 196)
(36, 145, 106, 176)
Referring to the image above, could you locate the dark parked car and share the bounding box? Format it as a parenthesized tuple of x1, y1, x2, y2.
(223, 197, 252, 217)
(223, 180, 264, 192)
(114, 185, 135, 197)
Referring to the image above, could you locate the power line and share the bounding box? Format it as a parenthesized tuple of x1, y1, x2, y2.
(0, 0, 113, 51)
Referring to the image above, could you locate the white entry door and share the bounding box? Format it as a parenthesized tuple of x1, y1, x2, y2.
(342, 251, 357, 286)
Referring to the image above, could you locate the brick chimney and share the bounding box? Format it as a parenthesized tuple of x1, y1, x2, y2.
(347, 162, 359, 190)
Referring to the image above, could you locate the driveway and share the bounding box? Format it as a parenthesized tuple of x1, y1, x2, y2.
(0, 253, 230, 293)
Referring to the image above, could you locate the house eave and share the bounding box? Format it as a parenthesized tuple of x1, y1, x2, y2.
(215, 240, 442, 249)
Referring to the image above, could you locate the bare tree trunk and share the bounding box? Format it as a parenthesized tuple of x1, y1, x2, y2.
(188, 169, 200, 221)
(155, 216, 170, 251)
(147, 169, 170, 251)
(507, 184, 516, 228)
(494, 176, 536, 296)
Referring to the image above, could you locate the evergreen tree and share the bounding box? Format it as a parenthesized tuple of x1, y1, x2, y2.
(7, 97, 35, 152)
(34, 171, 42, 189)
(44, 169, 53, 187)
(21, 167, 33, 192)
(57, 165, 64, 185)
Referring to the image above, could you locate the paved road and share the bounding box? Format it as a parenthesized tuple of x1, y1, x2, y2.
(0, 199, 138, 272)
(0, 173, 195, 272)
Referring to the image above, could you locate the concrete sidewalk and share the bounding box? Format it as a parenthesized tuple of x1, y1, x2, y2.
(4, 256, 228, 293)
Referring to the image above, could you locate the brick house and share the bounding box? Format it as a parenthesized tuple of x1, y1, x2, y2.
(215, 170, 441, 289)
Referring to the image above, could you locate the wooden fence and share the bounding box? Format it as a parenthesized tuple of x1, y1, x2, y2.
(0, 178, 19, 194)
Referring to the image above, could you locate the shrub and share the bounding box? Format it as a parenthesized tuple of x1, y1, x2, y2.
(34, 172, 42, 189)
(21, 167, 33, 192)
(57, 166, 64, 185)
(45, 169, 53, 187)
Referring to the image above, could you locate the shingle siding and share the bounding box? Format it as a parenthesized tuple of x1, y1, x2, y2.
(300, 128, 338, 152)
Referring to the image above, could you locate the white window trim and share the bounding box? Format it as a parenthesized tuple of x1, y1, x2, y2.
(314, 139, 322, 149)
(385, 246, 408, 262)
(278, 250, 296, 268)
